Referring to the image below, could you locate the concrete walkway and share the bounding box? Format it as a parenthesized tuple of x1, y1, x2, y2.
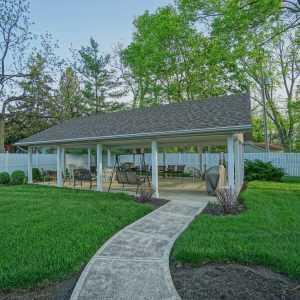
(71, 199, 207, 300)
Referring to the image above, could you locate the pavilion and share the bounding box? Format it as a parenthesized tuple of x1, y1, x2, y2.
(15, 93, 251, 198)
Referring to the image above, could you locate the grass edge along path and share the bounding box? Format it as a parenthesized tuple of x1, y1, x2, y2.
(0, 185, 152, 290)
(172, 180, 300, 279)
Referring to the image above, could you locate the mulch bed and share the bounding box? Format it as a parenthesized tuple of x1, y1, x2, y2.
(202, 201, 245, 216)
(170, 261, 300, 300)
(135, 197, 169, 209)
(0, 274, 79, 300)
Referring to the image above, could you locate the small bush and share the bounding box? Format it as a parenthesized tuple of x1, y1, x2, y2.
(216, 186, 236, 214)
(0, 172, 10, 184)
(136, 185, 154, 203)
(32, 168, 42, 181)
(10, 170, 26, 185)
(245, 159, 284, 182)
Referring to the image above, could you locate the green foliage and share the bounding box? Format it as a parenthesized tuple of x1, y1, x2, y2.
(123, 6, 245, 107)
(56, 66, 84, 120)
(75, 38, 125, 113)
(172, 180, 300, 278)
(0, 185, 152, 289)
(245, 160, 284, 182)
(10, 170, 26, 185)
(0, 172, 10, 184)
(32, 168, 42, 181)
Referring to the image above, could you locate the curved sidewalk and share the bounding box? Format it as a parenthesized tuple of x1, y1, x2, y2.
(71, 199, 207, 300)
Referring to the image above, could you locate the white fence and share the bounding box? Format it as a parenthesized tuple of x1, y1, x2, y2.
(118, 152, 300, 177)
(0, 152, 300, 177)
(0, 153, 57, 175)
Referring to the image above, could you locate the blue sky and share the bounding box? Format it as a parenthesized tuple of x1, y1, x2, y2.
(31, 0, 172, 57)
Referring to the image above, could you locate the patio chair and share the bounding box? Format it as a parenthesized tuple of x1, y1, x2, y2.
(158, 165, 167, 177)
(90, 166, 97, 175)
(176, 165, 185, 177)
(43, 170, 57, 182)
(73, 168, 93, 189)
(167, 165, 176, 177)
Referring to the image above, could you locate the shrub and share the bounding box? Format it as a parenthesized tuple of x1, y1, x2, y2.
(245, 159, 284, 182)
(32, 168, 42, 181)
(10, 170, 26, 185)
(136, 185, 154, 203)
(0, 172, 10, 184)
(216, 186, 236, 214)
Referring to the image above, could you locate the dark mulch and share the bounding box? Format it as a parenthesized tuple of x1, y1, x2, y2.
(0, 274, 78, 300)
(170, 261, 300, 300)
(135, 197, 169, 208)
(202, 201, 245, 216)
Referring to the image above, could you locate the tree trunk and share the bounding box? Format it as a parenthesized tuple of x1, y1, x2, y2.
(0, 115, 5, 153)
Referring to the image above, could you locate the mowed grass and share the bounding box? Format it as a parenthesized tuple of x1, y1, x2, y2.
(172, 180, 300, 278)
(0, 185, 152, 290)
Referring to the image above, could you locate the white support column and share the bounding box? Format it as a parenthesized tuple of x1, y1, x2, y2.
(227, 135, 235, 191)
(197, 145, 203, 172)
(107, 148, 111, 168)
(61, 147, 65, 176)
(27, 147, 33, 184)
(151, 140, 159, 198)
(87, 148, 91, 170)
(56, 145, 63, 187)
(96, 144, 103, 192)
(240, 141, 244, 184)
(234, 138, 240, 191)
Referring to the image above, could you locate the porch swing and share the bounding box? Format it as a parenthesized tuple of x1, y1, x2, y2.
(107, 148, 151, 194)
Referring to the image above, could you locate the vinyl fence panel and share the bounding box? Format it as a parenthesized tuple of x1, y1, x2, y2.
(1, 152, 299, 177)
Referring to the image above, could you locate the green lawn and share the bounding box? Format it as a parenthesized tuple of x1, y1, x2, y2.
(172, 180, 300, 278)
(0, 185, 152, 290)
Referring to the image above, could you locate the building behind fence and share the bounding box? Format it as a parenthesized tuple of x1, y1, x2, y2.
(0, 152, 299, 177)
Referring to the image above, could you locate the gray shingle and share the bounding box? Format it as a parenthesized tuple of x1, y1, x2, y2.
(16, 93, 251, 145)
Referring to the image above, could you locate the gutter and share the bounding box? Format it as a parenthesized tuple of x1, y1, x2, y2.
(15, 124, 252, 146)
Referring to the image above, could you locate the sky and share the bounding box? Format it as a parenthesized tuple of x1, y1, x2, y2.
(30, 0, 172, 58)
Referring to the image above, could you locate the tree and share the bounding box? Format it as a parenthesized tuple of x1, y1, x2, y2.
(241, 29, 300, 151)
(178, 0, 299, 42)
(122, 6, 245, 107)
(74, 38, 124, 113)
(112, 43, 141, 108)
(0, 0, 32, 152)
(56, 66, 84, 120)
(6, 52, 55, 144)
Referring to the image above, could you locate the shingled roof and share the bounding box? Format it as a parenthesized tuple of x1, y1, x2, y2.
(16, 93, 251, 146)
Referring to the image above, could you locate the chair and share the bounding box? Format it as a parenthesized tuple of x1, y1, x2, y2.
(167, 165, 176, 177)
(176, 165, 185, 177)
(73, 168, 93, 189)
(43, 170, 57, 182)
(158, 165, 167, 177)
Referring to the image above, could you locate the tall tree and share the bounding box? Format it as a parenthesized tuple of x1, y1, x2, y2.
(55, 66, 84, 120)
(74, 38, 124, 113)
(0, 0, 31, 152)
(123, 6, 245, 107)
(6, 52, 54, 144)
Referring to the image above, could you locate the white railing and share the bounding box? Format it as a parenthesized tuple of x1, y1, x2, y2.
(0, 152, 300, 177)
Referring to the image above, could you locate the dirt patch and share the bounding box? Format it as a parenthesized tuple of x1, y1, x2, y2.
(0, 274, 79, 300)
(170, 262, 300, 300)
(202, 201, 245, 216)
